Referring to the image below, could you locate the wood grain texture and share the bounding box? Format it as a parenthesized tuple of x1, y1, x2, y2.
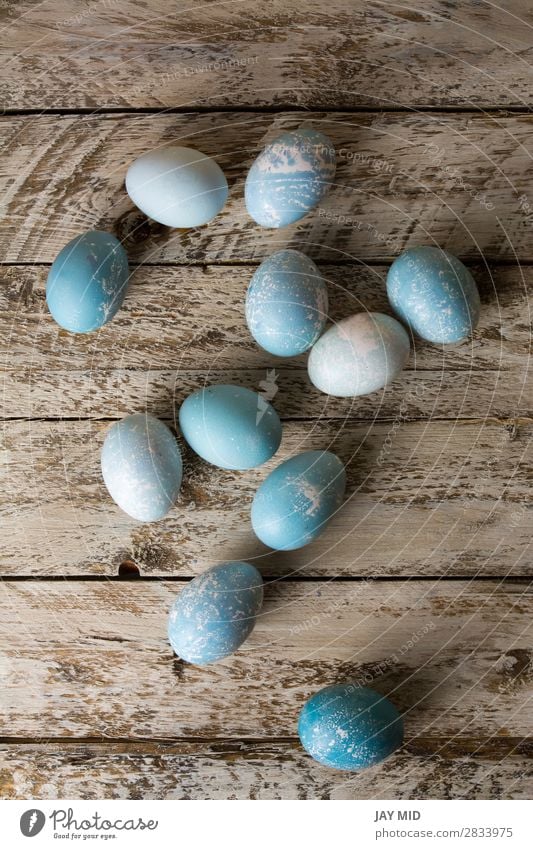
(0, 580, 531, 740)
(1, 1, 533, 110)
(1, 418, 531, 577)
(1, 741, 531, 800)
(2, 112, 533, 263)
(0, 261, 530, 420)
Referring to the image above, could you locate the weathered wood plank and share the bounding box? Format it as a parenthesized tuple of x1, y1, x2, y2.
(0, 262, 530, 420)
(2, 112, 533, 263)
(0, 580, 531, 739)
(1, 1, 532, 110)
(1, 418, 531, 576)
(1, 740, 531, 800)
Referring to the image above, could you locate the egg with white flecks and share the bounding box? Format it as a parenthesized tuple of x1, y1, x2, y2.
(245, 249, 328, 356)
(168, 561, 264, 665)
(386, 245, 481, 344)
(46, 230, 129, 333)
(308, 312, 410, 397)
(298, 684, 404, 771)
(179, 384, 282, 470)
(245, 128, 336, 228)
(101, 413, 183, 522)
(126, 146, 228, 228)
(251, 450, 346, 550)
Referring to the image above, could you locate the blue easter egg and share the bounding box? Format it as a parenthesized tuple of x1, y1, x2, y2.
(245, 129, 336, 228)
(101, 413, 183, 522)
(308, 312, 410, 397)
(46, 230, 129, 333)
(387, 246, 481, 344)
(245, 249, 328, 356)
(251, 450, 345, 550)
(298, 684, 404, 771)
(179, 384, 282, 470)
(168, 561, 263, 665)
(126, 146, 228, 228)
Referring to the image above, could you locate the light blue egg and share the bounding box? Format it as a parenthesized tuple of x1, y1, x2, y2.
(245, 129, 336, 228)
(298, 684, 404, 771)
(101, 413, 183, 522)
(179, 384, 282, 470)
(251, 450, 345, 550)
(46, 230, 129, 333)
(308, 312, 410, 397)
(126, 146, 228, 228)
(168, 561, 263, 665)
(387, 246, 481, 344)
(245, 249, 328, 356)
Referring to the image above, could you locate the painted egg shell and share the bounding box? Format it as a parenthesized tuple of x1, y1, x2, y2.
(387, 246, 481, 344)
(245, 249, 328, 357)
(245, 128, 336, 228)
(308, 312, 410, 397)
(101, 413, 183, 522)
(298, 684, 404, 771)
(46, 230, 129, 333)
(251, 450, 345, 550)
(168, 561, 263, 665)
(179, 384, 282, 470)
(126, 146, 228, 228)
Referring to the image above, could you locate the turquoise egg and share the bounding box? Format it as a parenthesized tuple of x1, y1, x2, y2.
(387, 246, 481, 344)
(245, 129, 336, 228)
(251, 450, 345, 550)
(46, 230, 129, 333)
(101, 413, 183, 522)
(298, 684, 404, 771)
(245, 249, 328, 356)
(126, 146, 228, 228)
(168, 561, 263, 665)
(179, 384, 282, 470)
(308, 312, 410, 397)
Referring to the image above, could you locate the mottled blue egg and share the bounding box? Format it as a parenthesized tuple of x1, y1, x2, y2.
(101, 413, 183, 522)
(245, 129, 336, 228)
(46, 230, 129, 333)
(308, 312, 410, 397)
(298, 684, 404, 771)
(387, 246, 481, 344)
(179, 384, 282, 470)
(245, 249, 328, 356)
(251, 450, 345, 550)
(126, 146, 228, 228)
(168, 561, 263, 665)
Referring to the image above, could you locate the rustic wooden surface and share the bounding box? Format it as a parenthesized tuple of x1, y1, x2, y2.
(0, 0, 532, 800)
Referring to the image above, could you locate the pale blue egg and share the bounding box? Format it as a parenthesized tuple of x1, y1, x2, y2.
(245, 249, 328, 356)
(101, 413, 183, 522)
(298, 684, 404, 771)
(46, 230, 129, 333)
(387, 246, 481, 344)
(245, 129, 336, 228)
(168, 561, 263, 665)
(126, 146, 228, 228)
(179, 384, 282, 470)
(308, 312, 410, 397)
(251, 450, 345, 550)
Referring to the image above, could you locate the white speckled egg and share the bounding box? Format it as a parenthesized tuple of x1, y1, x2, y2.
(308, 313, 410, 397)
(126, 146, 228, 228)
(245, 128, 336, 228)
(168, 561, 263, 665)
(101, 413, 183, 522)
(245, 249, 328, 356)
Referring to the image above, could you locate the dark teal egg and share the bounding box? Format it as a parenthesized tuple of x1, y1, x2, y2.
(298, 684, 404, 770)
(46, 230, 129, 333)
